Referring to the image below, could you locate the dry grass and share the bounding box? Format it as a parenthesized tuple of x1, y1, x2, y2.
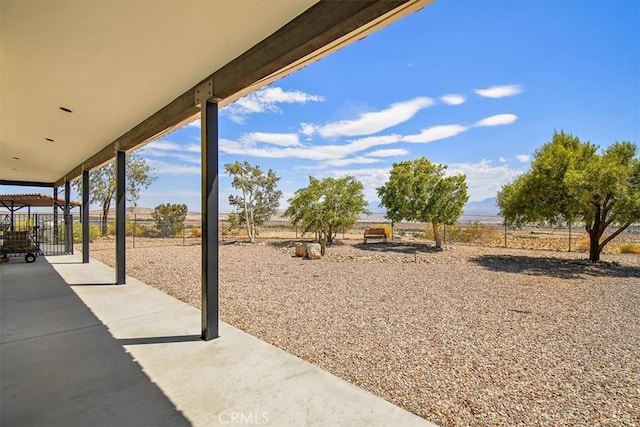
(84, 237, 640, 427)
(620, 243, 640, 255)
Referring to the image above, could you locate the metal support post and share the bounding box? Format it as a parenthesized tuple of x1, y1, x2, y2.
(82, 170, 90, 263)
(53, 187, 59, 244)
(116, 152, 126, 284)
(201, 98, 219, 340)
(64, 180, 72, 254)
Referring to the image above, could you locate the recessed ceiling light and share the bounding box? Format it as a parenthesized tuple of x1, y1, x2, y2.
(59, 106, 73, 113)
(12, 156, 20, 160)
(45, 137, 55, 142)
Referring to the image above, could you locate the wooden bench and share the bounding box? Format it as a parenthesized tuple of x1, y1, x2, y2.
(363, 227, 387, 243)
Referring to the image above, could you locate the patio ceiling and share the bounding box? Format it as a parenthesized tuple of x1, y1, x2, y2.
(0, 0, 432, 187)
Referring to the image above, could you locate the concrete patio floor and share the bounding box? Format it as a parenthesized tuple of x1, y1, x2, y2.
(1, 254, 436, 426)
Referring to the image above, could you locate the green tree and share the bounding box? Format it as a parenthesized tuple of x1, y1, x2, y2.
(72, 152, 156, 236)
(225, 161, 282, 243)
(498, 131, 640, 262)
(152, 203, 188, 238)
(377, 157, 468, 249)
(284, 176, 370, 255)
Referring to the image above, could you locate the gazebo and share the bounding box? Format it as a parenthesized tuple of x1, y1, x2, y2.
(0, 193, 82, 255)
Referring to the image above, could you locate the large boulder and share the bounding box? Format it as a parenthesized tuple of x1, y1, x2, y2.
(294, 242, 322, 259)
(294, 243, 307, 257)
(305, 243, 322, 260)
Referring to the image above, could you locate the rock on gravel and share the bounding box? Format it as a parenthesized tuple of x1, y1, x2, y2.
(85, 238, 640, 427)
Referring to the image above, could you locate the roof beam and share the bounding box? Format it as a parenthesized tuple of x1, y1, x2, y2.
(56, 0, 421, 186)
(1, 180, 55, 188)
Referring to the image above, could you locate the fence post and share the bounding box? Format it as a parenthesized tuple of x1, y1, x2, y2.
(568, 223, 572, 252)
(443, 224, 446, 244)
(34, 213, 39, 248)
(133, 213, 136, 249)
(504, 222, 507, 248)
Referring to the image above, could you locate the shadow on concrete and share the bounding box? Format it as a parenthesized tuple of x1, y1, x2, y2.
(67, 282, 118, 286)
(117, 335, 201, 345)
(470, 254, 640, 280)
(0, 259, 191, 427)
(47, 261, 85, 265)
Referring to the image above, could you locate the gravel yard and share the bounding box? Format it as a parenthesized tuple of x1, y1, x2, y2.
(86, 238, 640, 426)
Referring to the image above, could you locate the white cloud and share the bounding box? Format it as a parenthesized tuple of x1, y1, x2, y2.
(242, 132, 300, 147)
(402, 124, 468, 143)
(516, 154, 530, 162)
(219, 134, 402, 161)
(474, 114, 518, 127)
(219, 112, 516, 166)
(447, 159, 523, 201)
(299, 123, 316, 136)
(440, 94, 466, 105)
(474, 84, 522, 98)
(367, 149, 409, 157)
(292, 164, 326, 171)
(259, 86, 325, 104)
(221, 86, 324, 123)
(317, 97, 434, 137)
(146, 159, 200, 175)
(143, 140, 199, 153)
(140, 140, 201, 164)
(323, 157, 382, 167)
(499, 157, 507, 163)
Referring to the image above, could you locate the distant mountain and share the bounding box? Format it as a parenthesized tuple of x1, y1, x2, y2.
(462, 197, 500, 220)
(367, 200, 387, 219)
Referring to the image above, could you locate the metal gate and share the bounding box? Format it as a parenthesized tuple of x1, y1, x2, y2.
(0, 213, 73, 256)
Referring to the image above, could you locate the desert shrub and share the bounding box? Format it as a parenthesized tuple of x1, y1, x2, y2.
(102, 222, 144, 237)
(72, 222, 101, 243)
(574, 236, 590, 253)
(619, 243, 640, 254)
(463, 221, 490, 242)
(152, 203, 187, 238)
(126, 221, 146, 237)
(220, 220, 242, 237)
(190, 227, 202, 238)
(13, 218, 35, 230)
(144, 227, 161, 238)
(420, 225, 435, 241)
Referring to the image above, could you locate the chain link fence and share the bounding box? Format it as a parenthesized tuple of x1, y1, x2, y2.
(68, 211, 639, 254)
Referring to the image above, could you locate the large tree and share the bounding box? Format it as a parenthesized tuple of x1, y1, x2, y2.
(284, 176, 370, 255)
(72, 152, 156, 235)
(377, 157, 468, 248)
(225, 161, 282, 243)
(152, 203, 188, 237)
(497, 131, 640, 262)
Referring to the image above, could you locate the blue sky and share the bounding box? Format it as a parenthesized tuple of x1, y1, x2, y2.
(4, 0, 639, 214)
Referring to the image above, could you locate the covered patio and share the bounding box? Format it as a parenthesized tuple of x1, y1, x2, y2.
(1, 254, 434, 426)
(1, 0, 437, 424)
